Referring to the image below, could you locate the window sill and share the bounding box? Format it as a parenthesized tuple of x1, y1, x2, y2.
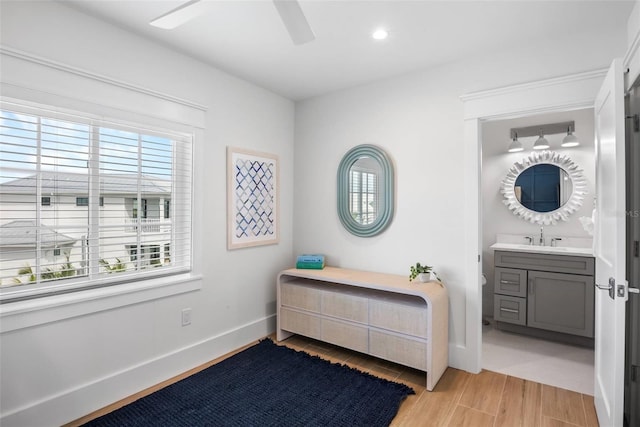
(0, 273, 202, 333)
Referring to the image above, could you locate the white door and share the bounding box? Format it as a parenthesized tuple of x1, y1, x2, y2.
(594, 58, 627, 427)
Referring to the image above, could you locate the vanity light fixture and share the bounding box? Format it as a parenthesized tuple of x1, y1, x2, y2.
(372, 28, 389, 40)
(561, 125, 580, 147)
(533, 130, 550, 150)
(507, 132, 524, 153)
(509, 121, 575, 153)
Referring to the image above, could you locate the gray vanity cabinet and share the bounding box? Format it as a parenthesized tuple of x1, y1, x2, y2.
(493, 250, 595, 339)
(527, 271, 594, 337)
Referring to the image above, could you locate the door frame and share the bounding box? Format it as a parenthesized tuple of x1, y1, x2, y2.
(625, 83, 640, 427)
(460, 69, 608, 373)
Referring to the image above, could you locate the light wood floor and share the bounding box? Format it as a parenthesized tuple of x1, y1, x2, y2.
(67, 334, 599, 427)
(281, 335, 599, 427)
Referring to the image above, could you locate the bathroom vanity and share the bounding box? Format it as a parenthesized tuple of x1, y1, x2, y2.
(491, 243, 595, 345)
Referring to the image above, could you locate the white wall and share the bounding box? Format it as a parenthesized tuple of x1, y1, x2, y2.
(481, 109, 596, 317)
(0, 1, 630, 424)
(0, 2, 294, 426)
(294, 28, 626, 369)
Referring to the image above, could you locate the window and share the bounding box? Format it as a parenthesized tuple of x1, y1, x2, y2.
(349, 169, 378, 225)
(164, 199, 170, 219)
(76, 197, 103, 207)
(164, 243, 171, 263)
(149, 245, 161, 265)
(128, 246, 137, 263)
(131, 198, 148, 219)
(0, 103, 193, 301)
(126, 244, 161, 269)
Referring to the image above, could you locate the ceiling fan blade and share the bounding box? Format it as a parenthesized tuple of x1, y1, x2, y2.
(149, 0, 205, 30)
(273, 0, 315, 45)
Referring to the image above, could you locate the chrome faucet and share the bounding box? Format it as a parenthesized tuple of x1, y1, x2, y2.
(524, 236, 533, 245)
(539, 226, 545, 246)
(551, 237, 563, 247)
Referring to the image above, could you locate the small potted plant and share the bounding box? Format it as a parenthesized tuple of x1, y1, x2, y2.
(409, 262, 440, 283)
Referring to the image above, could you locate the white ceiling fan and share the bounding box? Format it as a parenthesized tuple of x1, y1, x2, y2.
(149, 0, 315, 45)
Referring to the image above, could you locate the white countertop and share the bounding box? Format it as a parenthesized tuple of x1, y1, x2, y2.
(490, 242, 594, 257)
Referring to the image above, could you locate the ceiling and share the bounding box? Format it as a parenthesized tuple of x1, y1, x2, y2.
(65, 0, 634, 101)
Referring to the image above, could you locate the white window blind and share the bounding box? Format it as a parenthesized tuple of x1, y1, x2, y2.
(349, 169, 378, 225)
(0, 102, 193, 301)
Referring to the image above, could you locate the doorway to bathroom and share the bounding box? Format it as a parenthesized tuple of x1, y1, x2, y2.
(480, 108, 596, 395)
(463, 64, 632, 425)
(624, 82, 640, 427)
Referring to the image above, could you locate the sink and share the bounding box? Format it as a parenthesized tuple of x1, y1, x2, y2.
(510, 244, 567, 251)
(490, 242, 593, 257)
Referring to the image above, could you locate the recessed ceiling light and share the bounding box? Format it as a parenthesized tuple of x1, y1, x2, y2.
(372, 28, 389, 40)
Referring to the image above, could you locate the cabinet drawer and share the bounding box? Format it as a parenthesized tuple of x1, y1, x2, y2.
(280, 308, 321, 339)
(494, 295, 527, 326)
(280, 282, 321, 313)
(495, 251, 594, 276)
(321, 290, 368, 323)
(369, 330, 427, 371)
(321, 318, 369, 353)
(369, 297, 427, 338)
(494, 267, 527, 297)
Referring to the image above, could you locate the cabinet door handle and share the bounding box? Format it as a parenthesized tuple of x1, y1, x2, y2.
(500, 307, 519, 314)
(500, 280, 519, 285)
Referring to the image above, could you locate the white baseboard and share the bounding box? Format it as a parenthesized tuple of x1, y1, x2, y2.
(1, 314, 276, 427)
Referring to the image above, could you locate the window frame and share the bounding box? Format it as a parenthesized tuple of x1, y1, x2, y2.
(0, 100, 195, 303)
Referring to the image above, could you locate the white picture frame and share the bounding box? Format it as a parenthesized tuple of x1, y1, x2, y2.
(227, 147, 279, 249)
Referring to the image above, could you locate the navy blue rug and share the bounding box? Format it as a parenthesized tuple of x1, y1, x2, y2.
(83, 338, 414, 427)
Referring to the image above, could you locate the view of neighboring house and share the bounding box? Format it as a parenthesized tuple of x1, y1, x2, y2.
(0, 219, 77, 264)
(0, 171, 172, 287)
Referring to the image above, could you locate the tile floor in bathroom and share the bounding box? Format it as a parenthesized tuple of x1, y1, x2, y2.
(482, 319, 594, 395)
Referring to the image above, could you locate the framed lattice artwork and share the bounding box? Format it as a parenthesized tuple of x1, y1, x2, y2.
(227, 147, 279, 249)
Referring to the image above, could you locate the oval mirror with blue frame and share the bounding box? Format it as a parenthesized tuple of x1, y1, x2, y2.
(337, 144, 394, 237)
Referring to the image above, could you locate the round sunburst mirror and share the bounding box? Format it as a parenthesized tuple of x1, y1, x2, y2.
(501, 150, 587, 225)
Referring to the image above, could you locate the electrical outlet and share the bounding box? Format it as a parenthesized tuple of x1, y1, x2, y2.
(181, 308, 192, 326)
